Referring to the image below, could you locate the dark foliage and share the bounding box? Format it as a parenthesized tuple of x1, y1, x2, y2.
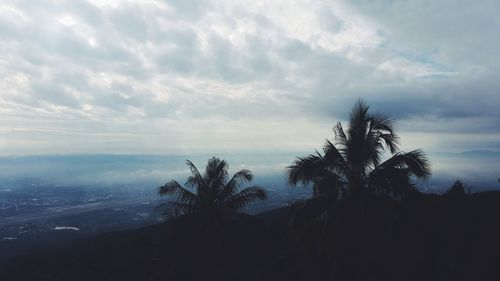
(286, 100, 431, 255)
(271, 192, 500, 281)
(153, 157, 268, 280)
(157, 157, 267, 220)
(287, 99, 430, 199)
(445, 179, 469, 198)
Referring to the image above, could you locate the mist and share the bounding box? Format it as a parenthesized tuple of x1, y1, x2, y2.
(0, 152, 498, 194)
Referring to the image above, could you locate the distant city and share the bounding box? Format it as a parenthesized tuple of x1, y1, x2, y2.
(1, 153, 498, 245)
(0, 155, 313, 246)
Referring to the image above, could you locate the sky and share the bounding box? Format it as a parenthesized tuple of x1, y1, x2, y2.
(0, 0, 499, 184)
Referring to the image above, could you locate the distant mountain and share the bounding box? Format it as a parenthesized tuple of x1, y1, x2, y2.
(459, 150, 500, 157)
(432, 149, 500, 158)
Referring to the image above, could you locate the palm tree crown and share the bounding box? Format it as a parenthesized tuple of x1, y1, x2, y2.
(287, 99, 431, 198)
(158, 157, 267, 218)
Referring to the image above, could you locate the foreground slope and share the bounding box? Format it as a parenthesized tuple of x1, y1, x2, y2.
(2, 191, 500, 281)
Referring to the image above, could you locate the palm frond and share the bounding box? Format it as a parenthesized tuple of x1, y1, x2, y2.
(185, 160, 207, 192)
(368, 112, 399, 154)
(369, 149, 431, 181)
(364, 132, 383, 169)
(287, 154, 324, 186)
(333, 122, 348, 149)
(224, 186, 267, 209)
(347, 99, 370, 143)
(378, 133, 399, 154)
(322, 140, 348, 178)
(218, 169, 253, 201)
(204, 157, 229, 187)
(369, 112, 395, 134)
(159, 180, 197, 204)
(349, 99, 370, 129)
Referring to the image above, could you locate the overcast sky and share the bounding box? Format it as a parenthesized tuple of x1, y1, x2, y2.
(1, 0, 500, 170)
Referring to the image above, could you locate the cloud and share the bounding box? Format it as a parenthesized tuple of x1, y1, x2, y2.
(0, 0, 499, 172)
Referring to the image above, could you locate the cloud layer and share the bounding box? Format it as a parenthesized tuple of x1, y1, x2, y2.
(1, 0, 500, 162)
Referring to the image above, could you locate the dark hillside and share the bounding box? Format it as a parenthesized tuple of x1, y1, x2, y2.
(2, 192, 500, 281)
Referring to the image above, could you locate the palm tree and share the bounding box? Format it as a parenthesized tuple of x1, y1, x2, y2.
(157, 157, 267, 280)
(157, 157, 267, 219)
(285, 101, 432, 275)
(287, 99, 430, 199)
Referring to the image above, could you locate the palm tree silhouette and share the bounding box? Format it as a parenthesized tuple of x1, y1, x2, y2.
(157, 157, 267, 280)
(158, 157, 267, 219)
(285, 100, 432, 275)
(287, 99, 431, 199)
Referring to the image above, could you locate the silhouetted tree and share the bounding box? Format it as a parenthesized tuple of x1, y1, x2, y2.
(445, 179, 468, 197)
(156, 157, 268, 281)
(285, 100, 432, 279)
(287, 99, 431, 199)
(157, 157, 267, 220)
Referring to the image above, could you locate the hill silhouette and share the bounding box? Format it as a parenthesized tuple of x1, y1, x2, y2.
(2, 191, 500, 281)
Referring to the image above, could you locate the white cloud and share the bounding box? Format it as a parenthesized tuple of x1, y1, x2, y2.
(0, 0, 499, 169)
